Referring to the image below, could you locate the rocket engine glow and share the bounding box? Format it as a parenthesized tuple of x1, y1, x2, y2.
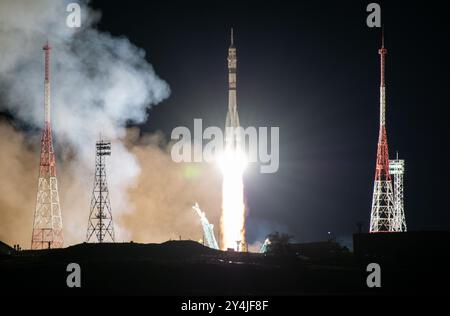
(220, 29, 247, 251)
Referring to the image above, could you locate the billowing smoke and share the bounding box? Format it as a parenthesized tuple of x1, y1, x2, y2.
(0, 123, 37, 246)
(123, 130, 222, 243)
(0, 0, 221, 247)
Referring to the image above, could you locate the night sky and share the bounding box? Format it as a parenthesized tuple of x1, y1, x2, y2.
(89, 0, 450, 244)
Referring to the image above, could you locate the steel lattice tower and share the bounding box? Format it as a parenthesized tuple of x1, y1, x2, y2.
(31, 42, 64, 250)
(369, 32, 396, 233)
(86, 140, 115, 243)
(389, 153, 407, 232)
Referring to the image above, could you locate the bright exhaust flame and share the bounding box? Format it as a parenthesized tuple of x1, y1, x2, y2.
(219, 147, 247, 251)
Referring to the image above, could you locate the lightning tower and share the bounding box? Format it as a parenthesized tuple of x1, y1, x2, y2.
(86, 139, 115, 243)
(389, 152, 407, 231)
(31, 42, 64, 250)
(369, 32, 396, 232)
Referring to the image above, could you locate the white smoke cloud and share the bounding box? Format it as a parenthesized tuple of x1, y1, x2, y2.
(0, 0, 170, 242)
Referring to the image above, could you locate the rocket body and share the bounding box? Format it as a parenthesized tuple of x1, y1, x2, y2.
(225, 29, 240, 148)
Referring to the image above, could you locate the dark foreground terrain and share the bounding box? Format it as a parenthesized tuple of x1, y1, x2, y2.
(1, 233, 450, 295)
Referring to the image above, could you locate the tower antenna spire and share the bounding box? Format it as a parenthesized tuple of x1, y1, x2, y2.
(43, 42, 51, 122)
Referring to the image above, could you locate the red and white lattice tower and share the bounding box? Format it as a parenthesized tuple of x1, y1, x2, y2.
(369, 32, 396, 233)
(31, 42, 64, 249)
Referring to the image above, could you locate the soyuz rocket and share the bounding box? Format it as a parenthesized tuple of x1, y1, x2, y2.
(225, 28, 241, 149)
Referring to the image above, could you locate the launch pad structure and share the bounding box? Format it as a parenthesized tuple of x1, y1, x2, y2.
(193, 203, 219, 250)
